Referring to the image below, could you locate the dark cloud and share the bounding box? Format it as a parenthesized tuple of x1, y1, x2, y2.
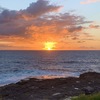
(0, 10, 20, 23)
(89, 24, 100, 29)
(79, 46, 95, 49)
(72, 37, 79, 40)
(68, 26, 83, 32)
(21, 0, 62, 19)
(0, 0, 61, 23)
(77, 41, 85, 43)
(0, 0, 91, 42)
(0, 0, 62, 37)
(0, 6, 6, 12)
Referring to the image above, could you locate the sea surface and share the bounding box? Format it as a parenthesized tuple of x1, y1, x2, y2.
(0, 50, 100, 86)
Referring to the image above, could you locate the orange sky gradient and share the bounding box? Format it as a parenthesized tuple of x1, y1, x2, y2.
(0, 0, 100, 50)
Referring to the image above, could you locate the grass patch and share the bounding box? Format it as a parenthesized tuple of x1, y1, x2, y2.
(72, 92, 100, 100)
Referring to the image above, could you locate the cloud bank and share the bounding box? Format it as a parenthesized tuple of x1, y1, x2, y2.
(0, 0, 61, 37)
(0, 0, 96, 50)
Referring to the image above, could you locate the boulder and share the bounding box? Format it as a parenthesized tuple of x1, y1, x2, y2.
(82, 86, 94, 95)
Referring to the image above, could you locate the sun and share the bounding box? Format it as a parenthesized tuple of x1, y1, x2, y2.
(44, 42, 56, 50)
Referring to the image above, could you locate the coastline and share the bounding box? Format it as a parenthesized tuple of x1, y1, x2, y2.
(0, 72, 80, 87)
(0, 72, 100, 100)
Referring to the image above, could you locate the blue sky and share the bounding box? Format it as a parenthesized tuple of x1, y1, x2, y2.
(0, 0, 36, 10)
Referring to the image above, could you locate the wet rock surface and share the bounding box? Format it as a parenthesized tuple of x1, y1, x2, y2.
(0, 72, 100, 100)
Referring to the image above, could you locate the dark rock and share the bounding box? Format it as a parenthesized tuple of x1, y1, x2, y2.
(80, 72, 100, 79)
(0, 72, 100, 100)
(82, 86, 95, 95)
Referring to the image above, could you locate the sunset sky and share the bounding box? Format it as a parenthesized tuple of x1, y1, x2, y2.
(0, 0, 100, 50)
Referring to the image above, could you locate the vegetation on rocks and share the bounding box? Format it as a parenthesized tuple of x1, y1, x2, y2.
(72, 92, 100, 100)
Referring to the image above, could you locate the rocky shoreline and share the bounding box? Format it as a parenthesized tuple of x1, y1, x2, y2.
(0, 72, 100, 100)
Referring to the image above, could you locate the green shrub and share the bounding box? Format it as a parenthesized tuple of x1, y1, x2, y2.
(72, 93, 100, 100)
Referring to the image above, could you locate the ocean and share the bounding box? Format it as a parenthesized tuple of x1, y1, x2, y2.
(0, 50, 100, 86)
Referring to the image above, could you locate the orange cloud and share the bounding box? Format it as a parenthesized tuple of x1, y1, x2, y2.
(0, 0, 97, 50)
(81, 0, 100, 4)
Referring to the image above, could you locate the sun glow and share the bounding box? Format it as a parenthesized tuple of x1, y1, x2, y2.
(44, 42, 56, 50)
